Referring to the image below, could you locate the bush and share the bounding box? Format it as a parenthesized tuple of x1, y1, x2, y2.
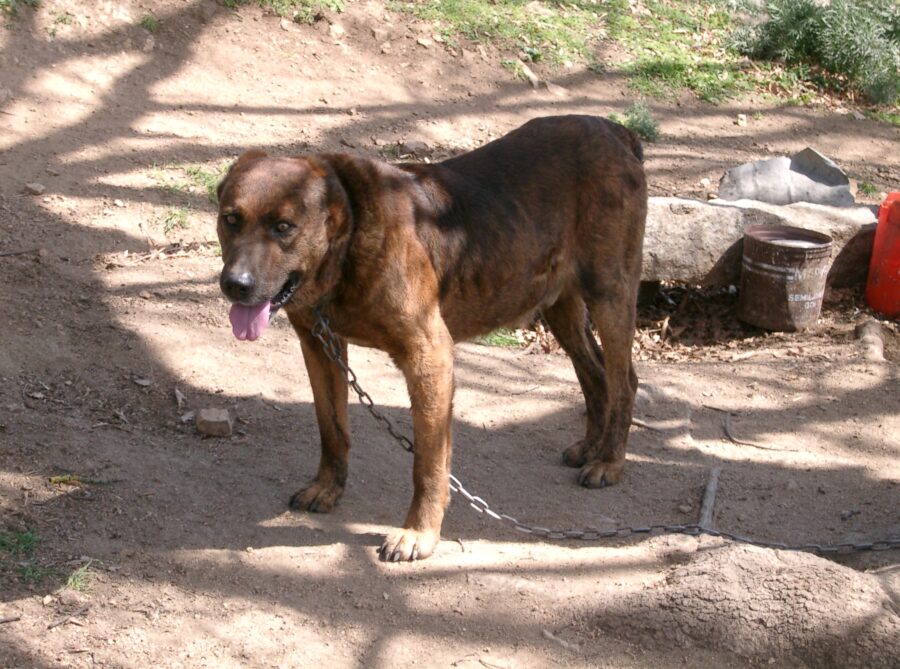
(734, 0, 900, 103)
(610, 102, 660, 142)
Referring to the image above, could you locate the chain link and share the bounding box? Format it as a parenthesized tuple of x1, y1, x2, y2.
(310, 310, 900, 555)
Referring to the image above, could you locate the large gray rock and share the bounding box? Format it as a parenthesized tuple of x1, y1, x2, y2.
(643, 197, 877, 287)
(718, 148, 854, 206)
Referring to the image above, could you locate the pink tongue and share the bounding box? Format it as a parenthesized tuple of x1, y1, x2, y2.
(229, 302, 271, 341)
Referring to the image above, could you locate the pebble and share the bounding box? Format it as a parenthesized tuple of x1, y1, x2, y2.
(399, 140, 430, 156)
(196, 408, 233, 437)
(24, 182, 45, 195)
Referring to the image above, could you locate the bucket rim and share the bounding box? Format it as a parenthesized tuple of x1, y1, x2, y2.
(744, 224, 833, 249)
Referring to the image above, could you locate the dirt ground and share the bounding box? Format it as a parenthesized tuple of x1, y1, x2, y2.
(1, 1, 899, 667)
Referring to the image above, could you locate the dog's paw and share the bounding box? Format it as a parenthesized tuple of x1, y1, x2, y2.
(577, 459, 625, 488)
(379, 528, 439, 562)
(289, 480, 344, 513)
(562, 440, 590, 468)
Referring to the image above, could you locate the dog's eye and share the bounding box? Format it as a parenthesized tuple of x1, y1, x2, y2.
(274, 221, 295, 235)
(222, 213, 239, 230)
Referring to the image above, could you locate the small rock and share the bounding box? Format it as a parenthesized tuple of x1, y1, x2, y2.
(329, 23, 345, 39)
(196, 408, 233, 437)
(399, 140, 430, 156)
(46, 167, 61, 176)
(736, 114, 748, 127)
(851, 110, 866, 121)
(380, 41, 392, 54)
(133, 377, 152, 387)
(58, 589, 88, 608)
(24, 182, 46, 196)
(279, 17, 292, 31)
(677, 504, 692, 514)
(371, 26, 391, 42)
(114, 199, 125, 208)
(699, 177, 711, 188)
(42, 594, 54, 606)
(416, 36, 433, 48)
(786, 479, 799, 492)
(142, 35, 155, 52)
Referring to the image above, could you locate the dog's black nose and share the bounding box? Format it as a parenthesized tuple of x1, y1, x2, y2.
(221, 271, 256, 301)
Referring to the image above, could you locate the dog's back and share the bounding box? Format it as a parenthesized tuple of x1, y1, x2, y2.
(395, 115, 646, 340)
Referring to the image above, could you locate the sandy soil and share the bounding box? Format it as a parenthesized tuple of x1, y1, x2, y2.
(1, 1, 898, 667)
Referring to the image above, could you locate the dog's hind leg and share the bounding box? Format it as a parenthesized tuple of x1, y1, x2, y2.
(541, 292, 609, 469)
(577, 281, 640, 488)
(288, 328, 351, 513)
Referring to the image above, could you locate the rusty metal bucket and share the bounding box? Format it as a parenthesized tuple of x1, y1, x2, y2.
(738, 224, 833, 331)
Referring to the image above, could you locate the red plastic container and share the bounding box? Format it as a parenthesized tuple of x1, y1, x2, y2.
(866, 192, 900, 318)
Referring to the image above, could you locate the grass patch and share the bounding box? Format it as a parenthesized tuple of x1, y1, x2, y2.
(0, 529, 38, 556)
(66, 560, 94, 592)
(1, 530, 52, 584)
(150, 161, 228, 203)
(866, 109, 900, 127)
(473, 328, 522, 347)
(609, 0, 753, 102)
(139, 14, 161, 32)
(857, 181, 878, 196)
(609, 101, 660, 141)
(161, 207, 190, 234)
(0, 0, 38, 19)
(389, 0, 625, 64)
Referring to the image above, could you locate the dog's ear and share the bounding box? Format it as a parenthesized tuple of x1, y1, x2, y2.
(308, 155, 355, 241)
(216, 150, 269, 202)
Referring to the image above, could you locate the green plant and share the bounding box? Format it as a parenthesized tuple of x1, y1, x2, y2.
(139, 14, 161, 32)
(474, 328, 521, 347)
(866, 108, 900, 126)
(66, 560, 94, 591)
(161, 207, 190, 234)
(857, 181, 878, 196)
(1, 0, 39, 18)
(18, 563, 54, 583)
(501, 59, 528, 81)
(610, 102, 660, 142)
(184, 164, 228, 203)
(734, 0, 900, 103)
(0, 529, 38, 556)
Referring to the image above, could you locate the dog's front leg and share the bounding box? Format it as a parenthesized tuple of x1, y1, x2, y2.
(380, 319, 455, 562)
(288, 328, 351, 513)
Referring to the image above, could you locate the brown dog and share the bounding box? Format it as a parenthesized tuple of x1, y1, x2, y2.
(216, 115, 647, 561)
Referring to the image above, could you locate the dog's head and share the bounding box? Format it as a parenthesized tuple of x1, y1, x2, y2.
(215, 151, 352, 341)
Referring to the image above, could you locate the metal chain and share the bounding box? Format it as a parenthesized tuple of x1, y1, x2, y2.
(310, 310, 900, 555)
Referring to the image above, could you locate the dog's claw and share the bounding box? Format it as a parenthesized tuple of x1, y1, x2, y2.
(577, 460, 624, 489)
(289, 479, 344, 513)
(379, 528, 438, 562)
(562, 440, 590, 468)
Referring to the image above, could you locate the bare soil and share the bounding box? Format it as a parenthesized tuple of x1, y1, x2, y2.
(1, 2, 899, 668)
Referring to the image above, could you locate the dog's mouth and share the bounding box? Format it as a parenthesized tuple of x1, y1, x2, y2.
(270, 272, 302, 311)
(229, 272, 301, 342)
